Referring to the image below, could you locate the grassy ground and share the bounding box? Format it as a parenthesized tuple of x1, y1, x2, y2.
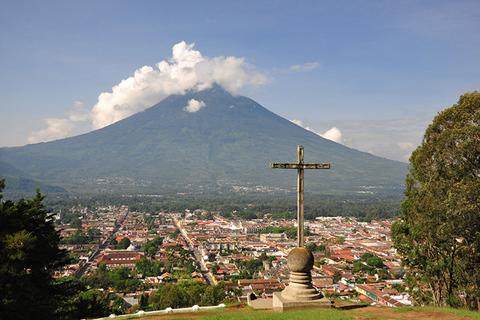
(133, 305, 480, 320)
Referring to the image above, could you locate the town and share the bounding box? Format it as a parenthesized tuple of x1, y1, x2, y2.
(56, 205, 411, 313)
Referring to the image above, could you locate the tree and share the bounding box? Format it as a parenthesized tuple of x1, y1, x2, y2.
(110, 295, 128, 315)
(139, 294, 149, 310)
(87, 228, 101, 241)
(62, 229, 89, 244)
(108, 267, 141, 292)
(361, 253, 384, 268)
(70, 216, 82, 229)
(0, 181, 68, 319)
(69, 288, 111, 318)
(392, 92, 480, 309)
(306, 242, 326, 252)
(84, 263, 110, 290)
(0, 181, 113, 319)
(53, 276, 111, 319)
(143, 237, 163, 258)
(135, 258, 163, 277)
(147, 282, 225, 310)
(208, 252, 216, 262)
(116, 237, 131, 249)
(149, 284, 187, 309)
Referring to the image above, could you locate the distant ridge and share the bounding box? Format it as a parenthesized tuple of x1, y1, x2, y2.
(0, 85, 407, 196)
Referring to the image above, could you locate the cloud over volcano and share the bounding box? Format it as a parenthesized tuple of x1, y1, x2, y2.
(29, 42, 266, 142)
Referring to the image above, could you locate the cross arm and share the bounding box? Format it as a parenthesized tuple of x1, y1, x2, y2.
(271, 163, 331, 169)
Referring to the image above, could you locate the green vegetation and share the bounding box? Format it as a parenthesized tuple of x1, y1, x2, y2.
(234, 258, 264, 279)
(392, 92, 480, 309)
(199, 308, 351, 320)
(115, 237, 131, 249)
(85, 264, 142, 292)
(63, 229, 90, 244)
(192, 306, 480, 320)
(0, 179, 67, 319)
(0, 180, 114, 319)
(143, 237, 163, 258)
(360, 253, 384, 268)
(62, 228, 101, 244)
(69, 215, 82, 228)
(147, 281, 225, 310)
(259, 226, 310, 239)
(351, 253, 389, 280)
(54, 277, 112, 319)
(306, 242, 326, 252)
(45, 191, 402, 223)
(135, 258, 164, 277)
(131, 306, 480, 320)
(0, 86, 406, 198)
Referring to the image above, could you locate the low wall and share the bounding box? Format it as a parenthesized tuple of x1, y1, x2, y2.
(92, 303, 226, 319)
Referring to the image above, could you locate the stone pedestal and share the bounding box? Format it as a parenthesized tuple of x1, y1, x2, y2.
(273, 246, 333, 311)
(273, 292, 332, 311)
(281, 271, 321, 300)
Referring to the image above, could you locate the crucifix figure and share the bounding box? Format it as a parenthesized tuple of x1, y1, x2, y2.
(271, 145, 331, 247)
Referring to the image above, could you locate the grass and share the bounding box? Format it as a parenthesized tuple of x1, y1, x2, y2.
(134, 305, 480, 320)
(392, 306, 480, 320)
(200, 308, 350, 320)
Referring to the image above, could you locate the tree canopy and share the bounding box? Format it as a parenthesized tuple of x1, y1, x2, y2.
(0, 180, 113, 319)
(115, 237, 131, 250)
(0, 180, 68, 319)
(392, 92, 480, 309)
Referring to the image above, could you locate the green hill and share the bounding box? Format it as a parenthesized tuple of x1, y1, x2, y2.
(0, 159, 66, 197)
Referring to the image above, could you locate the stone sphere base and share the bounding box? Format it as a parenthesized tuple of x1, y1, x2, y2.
(281, 271, 322, 301)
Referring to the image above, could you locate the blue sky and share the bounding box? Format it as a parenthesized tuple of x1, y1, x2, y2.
(1, 0, 479, 161)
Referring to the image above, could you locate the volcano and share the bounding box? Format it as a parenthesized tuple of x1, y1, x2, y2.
(0, 85, 406, 195)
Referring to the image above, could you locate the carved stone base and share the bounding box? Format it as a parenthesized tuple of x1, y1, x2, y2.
(273, 246, 333, 310)
(281, 271, 322, 301)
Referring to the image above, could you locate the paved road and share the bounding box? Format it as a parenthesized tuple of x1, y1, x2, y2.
(75, 210, 129, 277)
(173, 216, 217, 285)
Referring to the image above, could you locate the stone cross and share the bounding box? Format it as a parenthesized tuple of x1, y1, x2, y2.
(271, 145, 331, 247)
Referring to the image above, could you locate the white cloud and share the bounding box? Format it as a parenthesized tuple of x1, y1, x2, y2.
(291, 119, 306, 127)
(308, 118, 428, 162)
(68, 101, 90, 122)
(91, 41, 266, 128)
(289, 62, 320, 72)
(28, 101, 91, 143)
(28, 118, 74, 143)
(184, 99, 206, 113)
(29, 42, 266, 143)
(320, 127, 343, 143)
(291, 119, 315, 132)
(291, 119, 343, 144)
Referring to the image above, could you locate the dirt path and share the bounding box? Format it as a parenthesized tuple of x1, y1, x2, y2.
(352, 307, 474, 320)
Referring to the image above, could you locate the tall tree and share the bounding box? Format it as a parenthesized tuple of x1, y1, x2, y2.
(0, 180, 69, 319)
(0, 181, 112, 319)
(392, 92, 480, 309)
